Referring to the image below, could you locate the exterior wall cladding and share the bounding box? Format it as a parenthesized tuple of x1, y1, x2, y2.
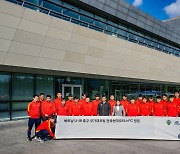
(79, 0, 180, 44)
(0, 0, 180, 84)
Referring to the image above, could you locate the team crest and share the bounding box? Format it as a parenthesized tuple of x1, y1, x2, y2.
(166, 120, 171, 125)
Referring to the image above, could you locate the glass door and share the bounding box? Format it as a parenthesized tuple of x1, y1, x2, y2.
(62, 84, 82, 100)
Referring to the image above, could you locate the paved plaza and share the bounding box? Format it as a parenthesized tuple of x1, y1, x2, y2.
(0, 120, 180, 154)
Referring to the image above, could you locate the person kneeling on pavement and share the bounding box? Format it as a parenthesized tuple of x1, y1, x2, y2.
(36, 117, 56, 143)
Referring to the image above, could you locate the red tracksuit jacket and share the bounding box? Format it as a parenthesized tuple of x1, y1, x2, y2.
(135, 99, 142, 105)
(127, 104, 139, 116)
(56, 105, 69, 116)
(36, 120, 55, 138)
(153, 103, 166, 116)
(54, 98, 62, 110)
(92, 99, 101, 116)
(82, 102, 93, 116)
(120, 100, 129, 112)
(166, 102, 179, 117)
(65, 100, 75, 109)
(139, 103, 151, 116)
(27, 101, 41, 118)
(70, 103, 83, 116)
(108, 100, 116, 114)
(147, 101, 154, 115)
(79, 99, 86, 105)
(174, 97, 180, 112)
(41, 101, 55, 117)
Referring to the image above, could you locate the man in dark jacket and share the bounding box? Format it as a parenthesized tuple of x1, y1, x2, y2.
(97, 95, 111, 116)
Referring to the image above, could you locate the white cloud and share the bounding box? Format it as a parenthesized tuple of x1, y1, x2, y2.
(164, 0, 180, 18)
(132, 0, 143, 7)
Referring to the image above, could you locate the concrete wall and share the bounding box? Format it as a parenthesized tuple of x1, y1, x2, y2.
(164, 17, 180, 34)
(0, 0, 180, 83)
(78, 0, 180, 44)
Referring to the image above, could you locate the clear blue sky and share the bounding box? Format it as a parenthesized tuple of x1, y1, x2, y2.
(125, 0, 177, 20)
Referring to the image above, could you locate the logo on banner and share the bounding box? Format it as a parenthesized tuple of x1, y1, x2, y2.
(178, 134, 180, 139)
(166, 120, 171, 125)
(174, 121, 180, 125)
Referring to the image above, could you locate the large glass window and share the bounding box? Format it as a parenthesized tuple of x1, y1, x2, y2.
(36, 75, 54, 97)
(12, 73, 34, 101)
(0, 73, 10, 101)
(80, 15, 94, 24)
(43, 1, 62, 13)
(86, 79, 110, 99)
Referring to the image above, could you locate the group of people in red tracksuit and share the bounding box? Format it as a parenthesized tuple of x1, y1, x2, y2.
(27, 91, 180, 143)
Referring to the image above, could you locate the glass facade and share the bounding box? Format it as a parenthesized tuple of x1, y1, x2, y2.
(0, 71, 179, 121)
(7, 0, 180, 57)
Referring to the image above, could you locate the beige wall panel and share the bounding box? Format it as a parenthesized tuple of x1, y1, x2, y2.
(9, 41, 41, 56)
(22, 8, 52, 26)
(0, 51, 7, 64)
(18, 19, 49, 35)
(0, 26, 16, 40)
(0, 39, 11, 52)
(43, 37, 68, 50)
(4, 53, 37, 67)
(70, 33, 90, 46)
(50, 17, 74, 32)
(105, 42, 132, 56)
(88, 38, 107, 50)
(13, 30, 45, 46)
(0, 12, 20, 29)
(39, 47, 66, 61)
(59, 61, 83, 72)
(87, 46, 104, 58)
(47, 27, 71, 41)
(0, 0, 24, 17)
(73, 25, 108, 42)
(36, 57, 62, 70)
(65, 42, 88, 54)
(63, 51, 85, 64)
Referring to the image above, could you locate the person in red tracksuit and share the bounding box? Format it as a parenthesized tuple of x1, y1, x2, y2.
(36, 117, 55, 143)
(127, 97, 139, 116)
(166, 95, 179, 117)
(161, 94, 168, 115)
(153, 96, 166, 116)
(174, 91, 180, 115)
(92, 94, 101, 116)
(38, 93, 45, 104)
(70, 96, 83, 116)
(108, 94, 116, 115)
(147, 96, 154, 116)
(135, 94, 143, 105)
(161, 94, 168, 105)
(79, 93, 86, 105)
(139, 97, 151, 116)
(27, 94, 41, 141)
(65, 93, 74, 109)
(54, 91, 62, 110)
(41, 95, 55, 121)
(56, 99, 69, 116)
(82, 96, 93, 116)
(120, 94, 129, 113)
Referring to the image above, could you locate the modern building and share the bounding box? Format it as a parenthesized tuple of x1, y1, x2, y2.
(0, 0, 180, 121)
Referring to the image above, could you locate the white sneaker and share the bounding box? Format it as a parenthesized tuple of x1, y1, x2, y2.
(38, 137, 44, 143)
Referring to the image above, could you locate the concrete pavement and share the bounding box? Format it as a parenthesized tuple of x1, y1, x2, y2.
(0, 120, 179, 154)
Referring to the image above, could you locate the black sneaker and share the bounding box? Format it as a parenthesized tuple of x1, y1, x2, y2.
(27, 137, 32, 141)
